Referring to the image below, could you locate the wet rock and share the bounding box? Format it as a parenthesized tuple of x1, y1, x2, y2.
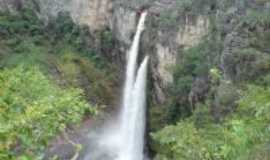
(44, 119, 93, 160)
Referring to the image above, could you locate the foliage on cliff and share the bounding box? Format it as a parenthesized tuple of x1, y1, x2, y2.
(0, 66, 96, 159)
(151, 0, 270, 159)
(152, 85, 270, 160)
(0, 8, 118, 105)
(0, 7, 118, 159)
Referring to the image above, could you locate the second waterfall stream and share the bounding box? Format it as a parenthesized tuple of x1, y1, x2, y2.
(117, 11, 149, 160)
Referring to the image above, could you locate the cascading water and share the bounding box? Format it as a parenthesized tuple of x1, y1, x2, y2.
(83, 11, 148, 160)
(117, 12, 148, 160)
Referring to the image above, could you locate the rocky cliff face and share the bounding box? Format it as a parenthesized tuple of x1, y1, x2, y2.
(0, 0, 210, 104)
(1, 0, 269, 106)
(0, 0, 112, 30)
(110, 0, 210, 103)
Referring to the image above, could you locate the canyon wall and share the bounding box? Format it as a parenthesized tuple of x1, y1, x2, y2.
(0, 0, 209, 104)
(1, 0, 269, 106)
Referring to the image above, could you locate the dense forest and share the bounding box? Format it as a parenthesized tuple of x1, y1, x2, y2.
(0, 0, 269, 160)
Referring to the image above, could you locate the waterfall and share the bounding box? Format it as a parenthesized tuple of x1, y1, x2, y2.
(83, 11, 148, 160)
(121, 11, 147, 116)
(117, 12, 148, 160)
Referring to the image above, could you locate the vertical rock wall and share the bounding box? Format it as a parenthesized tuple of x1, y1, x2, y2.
(0, 0, 113, 30)
(0, 0, 210, 104)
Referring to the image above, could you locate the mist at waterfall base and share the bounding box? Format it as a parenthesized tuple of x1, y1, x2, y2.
(83, 12, 148, 160)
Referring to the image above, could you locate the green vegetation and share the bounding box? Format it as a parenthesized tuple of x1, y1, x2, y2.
(0, 9, 118, 104)
(157, 0, 218, 28)
(0, 66, 96, 159)
(0, 7, 117, 159)
(152, 85, 270, 160)
(1, 1, 270, 160)
(243, 9, 270, 28)
(151, 1, 270, 159)
(165, 36, 222, 124)
(0, 9, 112, 68)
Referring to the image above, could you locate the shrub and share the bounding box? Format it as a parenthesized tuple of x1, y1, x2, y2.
(0, 8, 42, 37)
(166, 38, 221, 122)
(55, 52, 117, 104)
(0, 10, 118, 105)
(211, 81, 239, 121)
(151, 121, 209, 160)
(226, 47, 270, 82)
(243, 9, 270, 28)
(0, 66, 96, 159)
(152, 85, 270, 160)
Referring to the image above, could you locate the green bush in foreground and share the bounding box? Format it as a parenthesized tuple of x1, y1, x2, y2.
(0, 66, 96, 159)
(152, 85, 270, 160)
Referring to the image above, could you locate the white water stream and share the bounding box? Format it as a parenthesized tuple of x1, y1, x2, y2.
(117, 11, 148, 160)
(84, 11, 148, 160)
